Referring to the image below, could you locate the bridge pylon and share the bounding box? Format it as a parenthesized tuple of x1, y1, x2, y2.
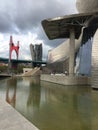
(8, 36, 20, 73)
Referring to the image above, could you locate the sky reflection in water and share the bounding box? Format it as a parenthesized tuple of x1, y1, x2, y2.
(0, 77, 96, 130)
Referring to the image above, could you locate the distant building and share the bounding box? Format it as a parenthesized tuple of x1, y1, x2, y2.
(35, 44, 42, 61)
(30, 43, 42, 67)
(30, 44, 35, 61)
(30, 44, 42, 61)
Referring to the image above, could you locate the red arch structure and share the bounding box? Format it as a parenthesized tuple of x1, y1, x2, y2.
(9, 35, 19, 60)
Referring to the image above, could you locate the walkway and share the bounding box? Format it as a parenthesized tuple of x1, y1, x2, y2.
(0, 99, 39, 130)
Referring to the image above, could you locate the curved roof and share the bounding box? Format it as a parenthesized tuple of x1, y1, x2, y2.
(42, 11, 98, 39)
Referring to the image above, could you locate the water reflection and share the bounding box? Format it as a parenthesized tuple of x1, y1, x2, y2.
(0, 77, 92, 130)
(27, 77, 41, 108)
(40, 81, 92, 130)
(6, 78, 17, 108)
(66, 86, 91, 130)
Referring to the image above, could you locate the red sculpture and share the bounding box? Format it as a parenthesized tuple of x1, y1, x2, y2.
(9, 36, 19, 60)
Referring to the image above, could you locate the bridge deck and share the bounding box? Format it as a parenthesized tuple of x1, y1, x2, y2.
(0, 57, 47, 64)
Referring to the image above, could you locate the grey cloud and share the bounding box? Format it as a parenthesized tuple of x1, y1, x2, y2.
(0, 0, 77, 33)
(0, 0, 77, 56)
(0, 12, 13, 33)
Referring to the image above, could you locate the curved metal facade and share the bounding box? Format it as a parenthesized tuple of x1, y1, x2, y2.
(48, 28, 84, 63)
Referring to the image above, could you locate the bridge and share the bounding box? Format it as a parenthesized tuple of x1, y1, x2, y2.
(0, 36, 47, 73)
(0, 35, 48, 76)
(0, 57, 47, 65)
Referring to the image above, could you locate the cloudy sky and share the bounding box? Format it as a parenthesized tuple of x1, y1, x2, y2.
(0, 0, 77, 60)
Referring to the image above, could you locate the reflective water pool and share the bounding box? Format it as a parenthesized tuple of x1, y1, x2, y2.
(0, 77, 97, 130)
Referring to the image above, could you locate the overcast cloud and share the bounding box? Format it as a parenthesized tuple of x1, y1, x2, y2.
(0, 0, 77, 60)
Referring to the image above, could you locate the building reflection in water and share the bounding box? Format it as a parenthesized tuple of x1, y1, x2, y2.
(27, 76, 41, 108)
(40, 81, 92, 130)
(3, 77, 92, 130)
(67, 86, 92, 130)
(6, 78, 17, 108)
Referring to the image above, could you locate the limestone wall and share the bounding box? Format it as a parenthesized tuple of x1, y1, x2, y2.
(76, 0, 98, 13)
(40, 74, 91, 85)
(92, 29, 98, 88)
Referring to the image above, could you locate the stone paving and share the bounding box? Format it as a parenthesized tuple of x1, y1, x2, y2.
(0, 99, 39, 130)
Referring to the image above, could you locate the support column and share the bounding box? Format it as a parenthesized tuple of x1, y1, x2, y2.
(8, 40, 11, 74)
(69, 27, 75, 76)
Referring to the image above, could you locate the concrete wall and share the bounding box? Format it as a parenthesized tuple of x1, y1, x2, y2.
(40, 74, 91, 85)
(23, 68, 33, 73)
